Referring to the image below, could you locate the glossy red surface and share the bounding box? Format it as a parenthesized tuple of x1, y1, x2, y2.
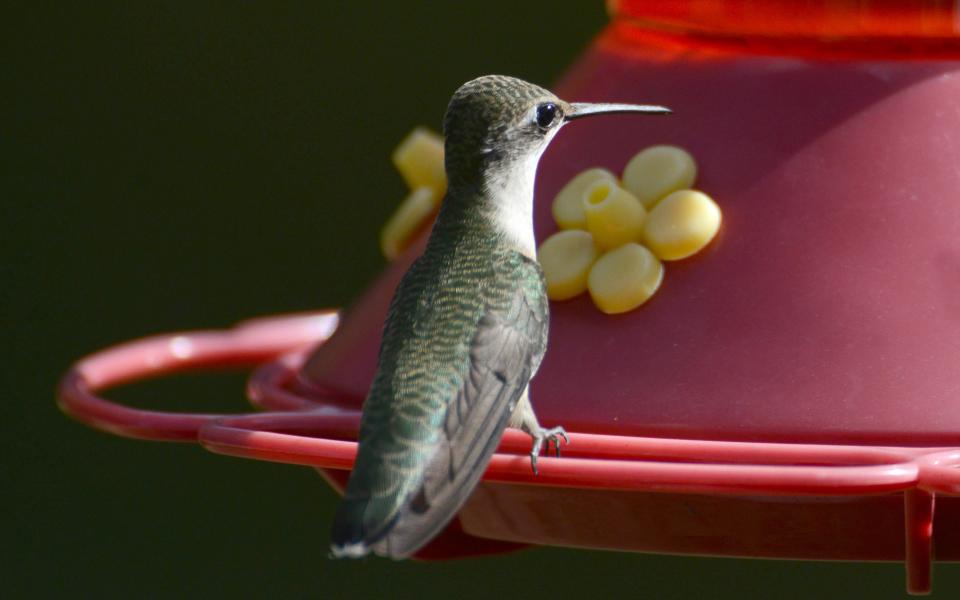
(302, 30, 960, 447)
(291, 9, 960, 591)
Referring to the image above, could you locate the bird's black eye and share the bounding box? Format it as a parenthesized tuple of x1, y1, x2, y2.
(536, 103, 558, 129)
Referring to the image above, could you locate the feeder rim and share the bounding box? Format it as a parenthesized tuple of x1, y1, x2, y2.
(57, 309, 956, 593)
(55, 310, 960, 497)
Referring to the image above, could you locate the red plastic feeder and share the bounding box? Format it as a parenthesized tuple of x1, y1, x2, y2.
(59, 1, 960, 595)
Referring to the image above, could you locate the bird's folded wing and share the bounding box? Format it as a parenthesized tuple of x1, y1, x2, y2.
(374, 287, 545, 558)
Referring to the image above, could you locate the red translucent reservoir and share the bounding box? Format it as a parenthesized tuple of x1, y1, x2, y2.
(302, 1, 960, 446)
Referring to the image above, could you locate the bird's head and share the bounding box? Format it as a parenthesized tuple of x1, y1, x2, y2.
(442, 75, 670, 191)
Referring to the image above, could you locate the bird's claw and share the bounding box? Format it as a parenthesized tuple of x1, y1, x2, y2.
(528, 426, 568, 475)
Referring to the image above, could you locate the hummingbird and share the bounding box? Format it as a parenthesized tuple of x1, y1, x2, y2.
(330, 75, 670, 559)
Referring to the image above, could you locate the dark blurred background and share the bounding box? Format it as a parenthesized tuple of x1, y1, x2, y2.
(5, 2, 957, 598)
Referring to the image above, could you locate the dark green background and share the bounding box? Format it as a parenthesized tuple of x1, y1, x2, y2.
(5, 2, 957, 598)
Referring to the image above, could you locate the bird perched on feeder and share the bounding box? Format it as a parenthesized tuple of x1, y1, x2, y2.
(331, 75, 670, 559)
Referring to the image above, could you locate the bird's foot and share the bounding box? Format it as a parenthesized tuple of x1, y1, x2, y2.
(528, 426, 568, 475)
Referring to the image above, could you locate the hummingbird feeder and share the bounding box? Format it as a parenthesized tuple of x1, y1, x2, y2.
(59, 1, 960, 594)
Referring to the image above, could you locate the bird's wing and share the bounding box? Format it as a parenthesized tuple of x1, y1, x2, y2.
(329, 255, 548, 559)
(375, 281, 546, 558)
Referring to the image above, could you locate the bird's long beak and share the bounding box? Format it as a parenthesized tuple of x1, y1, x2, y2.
(565, 102, 672, 121)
